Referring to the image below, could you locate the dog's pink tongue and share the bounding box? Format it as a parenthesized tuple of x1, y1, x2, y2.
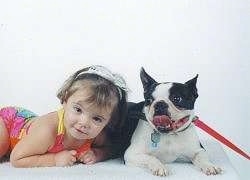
(153, 115, 172, 127)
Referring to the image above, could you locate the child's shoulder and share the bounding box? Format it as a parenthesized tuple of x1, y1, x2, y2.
(29, 111, 59, 137)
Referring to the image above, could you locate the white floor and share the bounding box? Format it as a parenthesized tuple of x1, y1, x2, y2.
(0, 140, 239, 180)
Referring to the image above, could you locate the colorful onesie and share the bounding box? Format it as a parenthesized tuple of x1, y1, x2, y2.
(0, 107, 93, 157)
(0, 106, 37, 150)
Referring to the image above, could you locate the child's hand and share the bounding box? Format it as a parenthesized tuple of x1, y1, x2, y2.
(55, 150, 77, 167)
(78, 149, 97, 164)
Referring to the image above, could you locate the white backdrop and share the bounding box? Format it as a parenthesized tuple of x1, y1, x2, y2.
(0, 1, 249, 179)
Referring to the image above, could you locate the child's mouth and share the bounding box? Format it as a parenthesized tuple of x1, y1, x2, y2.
(75, 128, 87, 135)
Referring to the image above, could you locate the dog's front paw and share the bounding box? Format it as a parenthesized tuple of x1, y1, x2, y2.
(200, 164, 222, 175)
(147, 161, 171, 176)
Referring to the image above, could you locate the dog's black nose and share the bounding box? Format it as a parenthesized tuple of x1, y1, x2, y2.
(154, 101, 168, 115)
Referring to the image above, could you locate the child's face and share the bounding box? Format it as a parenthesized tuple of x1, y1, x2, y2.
(63, 89, 116, 140)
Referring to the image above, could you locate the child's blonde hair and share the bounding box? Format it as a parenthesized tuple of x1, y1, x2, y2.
(57, 65, 128, 130)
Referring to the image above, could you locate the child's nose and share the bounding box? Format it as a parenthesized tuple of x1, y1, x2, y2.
(79, 115, 91, 128)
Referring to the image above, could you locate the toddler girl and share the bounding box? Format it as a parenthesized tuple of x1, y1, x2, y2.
(0, 65, 128, 167)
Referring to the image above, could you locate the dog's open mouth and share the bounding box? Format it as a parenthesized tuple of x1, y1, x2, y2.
(152, 115, 189, 133)
(152, 115, 173, 133)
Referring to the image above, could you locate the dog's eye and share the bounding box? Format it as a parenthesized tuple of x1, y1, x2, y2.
(172, 96, 182, 103)
(145, 98, 153, 105)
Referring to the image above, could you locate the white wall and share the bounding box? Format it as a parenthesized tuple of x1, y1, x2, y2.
(0, 0, 249, 179)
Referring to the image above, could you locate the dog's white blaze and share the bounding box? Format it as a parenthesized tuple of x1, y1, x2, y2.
(151, 83, 193, 121)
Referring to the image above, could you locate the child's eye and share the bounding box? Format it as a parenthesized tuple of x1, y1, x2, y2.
(92, 117, 102, 123)
(73, 106, 82, 113)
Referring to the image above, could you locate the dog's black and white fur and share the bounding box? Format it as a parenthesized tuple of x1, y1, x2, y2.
(124, 68, 222, 176)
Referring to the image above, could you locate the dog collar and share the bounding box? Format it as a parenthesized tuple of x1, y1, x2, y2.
(172, 116, 190, 130)
(173, 115, 196, 133)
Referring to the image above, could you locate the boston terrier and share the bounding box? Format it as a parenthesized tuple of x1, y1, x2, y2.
(124, 68, 222, 176)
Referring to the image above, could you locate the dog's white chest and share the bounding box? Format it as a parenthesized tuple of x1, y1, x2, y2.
(148, 132, 186, 162)
(130, 120, 192, 162)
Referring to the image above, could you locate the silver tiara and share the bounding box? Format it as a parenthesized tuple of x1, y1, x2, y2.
(76, 65, 129, 99)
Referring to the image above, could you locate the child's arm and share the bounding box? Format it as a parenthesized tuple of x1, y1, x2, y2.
(78, 130, 112, 164)
(76, 130, 111, 164)
(10, 114, 76, 167)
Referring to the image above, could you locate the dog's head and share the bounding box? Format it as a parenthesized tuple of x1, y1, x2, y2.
(140, 67, 198, 134)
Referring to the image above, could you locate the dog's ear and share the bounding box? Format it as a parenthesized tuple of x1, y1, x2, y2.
(140, 67, 157, 91)
(185, 74, 198, 98)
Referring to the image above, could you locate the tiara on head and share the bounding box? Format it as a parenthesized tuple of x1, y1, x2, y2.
(75, 65, 129, 99)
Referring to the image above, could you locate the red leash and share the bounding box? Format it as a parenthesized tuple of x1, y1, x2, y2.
(193, 117, 250, 160)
